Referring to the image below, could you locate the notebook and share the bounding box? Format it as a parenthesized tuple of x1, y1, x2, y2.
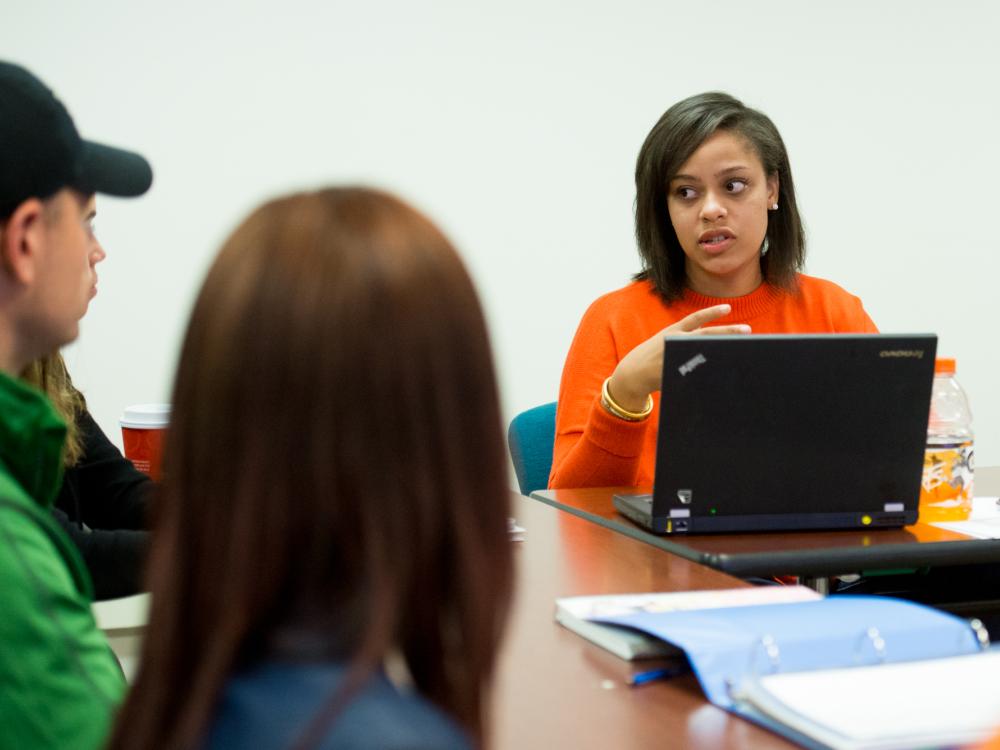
(613, 334, 937, 533)
(555, 585, 821, 660)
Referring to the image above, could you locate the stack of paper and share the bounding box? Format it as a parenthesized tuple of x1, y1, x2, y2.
(508, 517, 525, 542)
(931, 496, 1000, 538)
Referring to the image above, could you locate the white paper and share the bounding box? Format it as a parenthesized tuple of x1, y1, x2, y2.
(91, 592, 149, 631)
(931, 496, 1000, 538)
(508, 517, 525, 542)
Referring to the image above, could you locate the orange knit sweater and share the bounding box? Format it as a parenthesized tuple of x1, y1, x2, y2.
(549, 275, 878, 489)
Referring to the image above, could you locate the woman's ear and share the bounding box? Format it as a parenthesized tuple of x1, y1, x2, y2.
(766, 172, 780, 209)
(0, 198, 45, 283)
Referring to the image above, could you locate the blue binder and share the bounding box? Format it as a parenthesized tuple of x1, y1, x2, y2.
(593, 594, 989, 747)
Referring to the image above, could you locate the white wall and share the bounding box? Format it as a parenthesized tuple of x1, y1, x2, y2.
(4, 1, 1000, 466)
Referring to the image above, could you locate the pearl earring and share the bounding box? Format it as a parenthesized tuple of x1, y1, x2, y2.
(770, 202, 779, 210)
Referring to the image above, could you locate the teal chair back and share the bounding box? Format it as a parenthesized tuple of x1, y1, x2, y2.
(507, 402, 557, 496)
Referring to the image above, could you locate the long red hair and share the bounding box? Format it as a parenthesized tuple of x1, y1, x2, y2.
(108, 187, 513, 748)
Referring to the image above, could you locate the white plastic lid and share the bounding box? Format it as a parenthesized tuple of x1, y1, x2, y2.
(119, 403, 171, 429)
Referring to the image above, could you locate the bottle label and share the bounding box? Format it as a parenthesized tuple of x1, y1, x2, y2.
(920, 441, 975, 521)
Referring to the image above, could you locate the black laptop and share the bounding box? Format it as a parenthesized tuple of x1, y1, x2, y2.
(613, 334, 937, 534)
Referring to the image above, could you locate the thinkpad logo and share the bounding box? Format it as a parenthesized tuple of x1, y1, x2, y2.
(678, 354, 707, 376)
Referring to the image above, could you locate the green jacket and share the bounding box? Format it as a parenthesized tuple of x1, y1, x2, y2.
(0, 372, 124, 748)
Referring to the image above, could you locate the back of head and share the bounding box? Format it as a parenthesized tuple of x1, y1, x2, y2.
(112, 187, 512, 748)
(634, 91, 805, 300)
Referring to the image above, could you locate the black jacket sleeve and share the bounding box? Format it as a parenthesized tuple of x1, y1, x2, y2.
(54, 409, 153, 530)
(52, 409, 154, 600)
(51, 506, 148, 600)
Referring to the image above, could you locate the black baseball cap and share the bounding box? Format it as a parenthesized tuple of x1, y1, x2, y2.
(0, 61, 153, 218)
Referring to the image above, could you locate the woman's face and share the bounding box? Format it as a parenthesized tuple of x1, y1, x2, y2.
(666, 130, 778, 297)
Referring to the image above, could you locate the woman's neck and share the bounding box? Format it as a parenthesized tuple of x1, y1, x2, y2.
(684, 264, 763, 298)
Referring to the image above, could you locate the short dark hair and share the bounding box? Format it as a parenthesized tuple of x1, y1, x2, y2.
(634, 92, 805, 301)
(109, 187, 513, 749)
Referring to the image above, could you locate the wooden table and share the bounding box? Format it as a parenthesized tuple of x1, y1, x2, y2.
(531, 468, 1000, 584)
(490, 493, 795, 749)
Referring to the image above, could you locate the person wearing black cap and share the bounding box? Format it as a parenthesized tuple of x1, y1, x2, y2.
(0, 61, 152, 749)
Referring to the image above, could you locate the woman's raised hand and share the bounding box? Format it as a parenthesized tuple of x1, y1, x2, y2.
(606, 304, 751, 412)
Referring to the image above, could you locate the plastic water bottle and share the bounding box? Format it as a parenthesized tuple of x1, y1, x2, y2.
(919, 358, 974, 522)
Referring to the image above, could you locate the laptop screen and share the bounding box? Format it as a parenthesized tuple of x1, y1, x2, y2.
(652, 334, 936, 522)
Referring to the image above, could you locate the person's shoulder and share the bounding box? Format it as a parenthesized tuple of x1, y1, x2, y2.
(578, 278, 662, 325)
(793, 274, 863, 303)
(0, 484, 96, 619)
(0, 480, 102, 640)
(321, 675, 472, 750)
(783, 274, 876, 333)
(209, 663, 471, 750)
(587, 278, 658, 308)
(0, 478, 67, 574)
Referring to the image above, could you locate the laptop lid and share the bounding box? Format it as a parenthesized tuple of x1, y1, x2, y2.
(619, 334, 936, 534)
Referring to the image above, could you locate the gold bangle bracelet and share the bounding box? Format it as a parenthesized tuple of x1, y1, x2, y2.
(601, 377, 654, 422)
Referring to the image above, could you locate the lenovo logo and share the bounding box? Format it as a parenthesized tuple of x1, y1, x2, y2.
(879, 350, 925, 359)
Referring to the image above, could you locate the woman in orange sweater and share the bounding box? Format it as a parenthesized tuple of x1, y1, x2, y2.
(550, 92, 877, 489)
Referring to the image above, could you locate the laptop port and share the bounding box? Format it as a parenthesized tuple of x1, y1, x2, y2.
(674, 519, 689, 532)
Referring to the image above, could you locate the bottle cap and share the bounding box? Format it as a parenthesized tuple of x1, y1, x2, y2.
(934, 357, 956, 375)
